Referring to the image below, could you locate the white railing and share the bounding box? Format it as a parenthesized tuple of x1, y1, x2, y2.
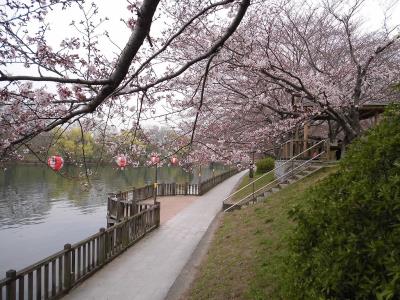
(222, 140, 326, 206)
(223, 149, 326, 212)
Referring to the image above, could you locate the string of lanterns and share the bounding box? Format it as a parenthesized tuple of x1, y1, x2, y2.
(47, 154, 179, 172)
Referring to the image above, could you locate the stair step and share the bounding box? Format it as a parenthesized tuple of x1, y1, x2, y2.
(279, 183, 289, 189)
(271, 187, 280, 193)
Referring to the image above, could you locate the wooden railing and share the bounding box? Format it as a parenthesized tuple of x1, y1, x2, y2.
(115, 184, 154, 202)
(199, 169, 239, 195)
(107, 168, 239, 224)
(113, 181, 200, 202)
(157, 182, 199, 196)
(0, 204, 160, 300)
(107, 198, 154, 225)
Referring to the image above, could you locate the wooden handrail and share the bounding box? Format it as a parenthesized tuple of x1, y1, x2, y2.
(112, 168, 238, 201)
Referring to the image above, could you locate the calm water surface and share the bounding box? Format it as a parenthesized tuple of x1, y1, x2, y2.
(0, 164, 222, 276)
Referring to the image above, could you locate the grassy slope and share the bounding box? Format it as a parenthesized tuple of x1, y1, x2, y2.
(187, 166, 338, 300)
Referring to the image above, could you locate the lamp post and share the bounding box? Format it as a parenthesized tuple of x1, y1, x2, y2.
(170, 156, 179, 194)
(198, 165, 202, 183)
(150, 154, 160, 204)
(249, 151, 255, 201)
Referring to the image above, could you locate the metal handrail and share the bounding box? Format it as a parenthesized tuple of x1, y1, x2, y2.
(224, 151, 325, 212)
(221, 139, 326, 203)
(278, 139, 323, 160)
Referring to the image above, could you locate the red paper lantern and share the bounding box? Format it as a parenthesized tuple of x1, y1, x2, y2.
(150, 154, 160, 165)
(47, 156, 64, 172)
(170, 156, 178, 165)
(116, 155, 127, 170)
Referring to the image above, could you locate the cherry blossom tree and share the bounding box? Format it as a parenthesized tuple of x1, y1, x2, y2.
(0, 0, 251, 163)
(2, 0, 399, 168)
(172, 0, 400, 164)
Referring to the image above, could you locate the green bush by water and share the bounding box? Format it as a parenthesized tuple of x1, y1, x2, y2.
(256, 157, 274, 174)
(280, 104, 400, 299)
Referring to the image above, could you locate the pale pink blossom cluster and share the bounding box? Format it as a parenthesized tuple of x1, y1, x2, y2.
(1, 0, 399, 168)
(167, 0, 400, 164)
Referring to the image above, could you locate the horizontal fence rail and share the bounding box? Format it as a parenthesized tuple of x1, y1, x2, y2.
(0, 204, 160, 300)
(107, 168, 239, 224)
(111, 168, 239, 199)
(199, 169, 239, 195)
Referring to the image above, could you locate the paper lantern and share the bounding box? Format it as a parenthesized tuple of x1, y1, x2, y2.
(116, 155, 127, 170)
(47, 156, 64, 171)
(170, 156, 178, 165)
(150, 154, 160, 165)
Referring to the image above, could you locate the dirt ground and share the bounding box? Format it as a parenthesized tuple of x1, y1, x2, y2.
(141, 195, 199, 224)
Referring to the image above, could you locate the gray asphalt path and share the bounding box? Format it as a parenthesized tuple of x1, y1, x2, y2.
(63, 171, 246, 300)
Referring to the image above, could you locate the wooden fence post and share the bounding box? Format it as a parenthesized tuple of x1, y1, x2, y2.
(290, 140, 294, 158)
(325, 140, 331, 161)
(6, 269, 16, 300)
(122, 222, 128, 249)
(131, 188, 136, 202)
(161, 183, 165, 196)
(98, 228, 105, 265)
(116, 193, 121, 222)
(63, 244, 72, 291)
(156, 204, 160, 227)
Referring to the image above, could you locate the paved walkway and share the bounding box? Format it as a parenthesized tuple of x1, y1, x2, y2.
(64, 171, 246, 300)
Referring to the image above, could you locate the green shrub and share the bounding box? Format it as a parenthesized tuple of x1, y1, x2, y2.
(256, 157, 275, 174)
(280, 104, 400, 299)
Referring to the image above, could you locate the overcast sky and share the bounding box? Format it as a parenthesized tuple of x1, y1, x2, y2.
(43, 0, 400, 51)
(6, 0, 400, 128)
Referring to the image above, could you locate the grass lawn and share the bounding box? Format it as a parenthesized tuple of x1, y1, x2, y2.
(186, 166, 338, 300)
(232, 171, 275, 201)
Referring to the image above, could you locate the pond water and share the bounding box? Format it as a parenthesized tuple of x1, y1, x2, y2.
(0, 164, 223, 276)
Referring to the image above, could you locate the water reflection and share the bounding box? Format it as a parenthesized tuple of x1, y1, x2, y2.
(0, 164, 226, 275)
